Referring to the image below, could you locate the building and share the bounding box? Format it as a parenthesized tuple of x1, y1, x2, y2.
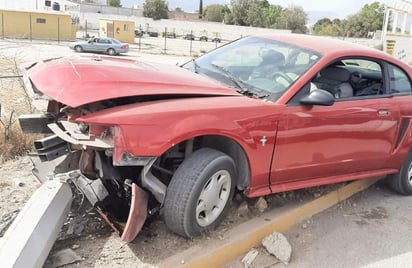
(382, 0, 412, 63)
(0, 9, 77, 41)
(0, 0, 79, 12)
(99, 19, 135, 43)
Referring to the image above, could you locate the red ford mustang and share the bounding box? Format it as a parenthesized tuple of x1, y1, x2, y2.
(20, 34, 412, 242)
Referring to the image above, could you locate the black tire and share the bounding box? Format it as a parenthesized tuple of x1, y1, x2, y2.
(107, 48, 116, 56)
(164, 148, 236, 238)
(74, 45, 83, 52)
(389, 150, 412, 195)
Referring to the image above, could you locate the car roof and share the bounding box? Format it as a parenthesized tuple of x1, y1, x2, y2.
(259, 34, 386, 58)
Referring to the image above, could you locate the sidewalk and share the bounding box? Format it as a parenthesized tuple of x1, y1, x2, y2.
(284, 182, 412, 268)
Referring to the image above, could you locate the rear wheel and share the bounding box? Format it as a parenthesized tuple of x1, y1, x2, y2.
(74, 45, 83, 52)
(389, 151, 412, 195)
(107, 48, 116, 55)
(164, 148, 236, 237)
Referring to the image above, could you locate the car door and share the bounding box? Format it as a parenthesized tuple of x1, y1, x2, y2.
(270, 58, 401, 185)
(95, 38, 107, 52)
(388, 62, 412, 149)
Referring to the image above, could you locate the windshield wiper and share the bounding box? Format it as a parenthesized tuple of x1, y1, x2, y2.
(211, 64, 268, 98)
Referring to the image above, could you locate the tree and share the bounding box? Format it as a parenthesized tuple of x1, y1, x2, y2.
(344, 2, 384, 37)
(276, 5, 308, 33)
(230, 0, 251, 26)
(263, 4, 283, 28)
(107, 0, 121, 7)
(246, 0, 269, 27)
(143, 0, 168, 20)
(313, 18, 343, 36)
(224, 11, 234, 24)
(203, 4, 229, 22)
(313, 18, 332, 34)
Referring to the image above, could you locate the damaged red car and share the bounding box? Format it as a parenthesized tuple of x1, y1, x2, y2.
(20, 34, 412, 242)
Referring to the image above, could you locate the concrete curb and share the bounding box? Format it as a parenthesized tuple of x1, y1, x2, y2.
(0, 179, 73, 268)
(160, 178, 381, 268)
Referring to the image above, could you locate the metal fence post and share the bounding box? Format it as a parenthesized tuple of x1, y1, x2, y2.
(138, 24, 141, 51)
(57, 17, 60, 44)
(29, 15, 32, 42)
(190, 30, 193, 56)
(85, 19, 88, 39)
(1, 13, 4, 40)
(164, 27, 167, 54)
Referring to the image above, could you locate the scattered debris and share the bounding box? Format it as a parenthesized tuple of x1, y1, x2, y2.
(234, 193, 244, 203)
(302, 219, 311, 229)
(46, 248, 83, 267)
(254, 197, 268, 213)
(237, 201, 249, 217)
(241, 248, 259, 268)
(13, 179, 24, 187)
(262, 232, 292, 265)
(0, 210, 19, 237)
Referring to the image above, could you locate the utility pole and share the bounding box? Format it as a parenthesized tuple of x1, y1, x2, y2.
(199, 0, 203, 19)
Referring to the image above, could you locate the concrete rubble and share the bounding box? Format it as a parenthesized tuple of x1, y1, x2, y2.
(237, 201, 249, 217)
(262, 232, 292, 265)
(254, 197, 268, 212)
(46, 248, 83, 267)
(241, 248, 259, 268)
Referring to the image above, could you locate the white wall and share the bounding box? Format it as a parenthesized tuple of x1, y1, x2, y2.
(0, 0, 78, 12)
(79, 12, 290, 41)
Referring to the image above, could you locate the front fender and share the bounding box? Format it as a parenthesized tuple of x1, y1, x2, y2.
(77, 96, 284, 192)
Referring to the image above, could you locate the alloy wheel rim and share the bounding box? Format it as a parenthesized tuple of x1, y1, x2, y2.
(195, 170, 231, 227)
(408, 163, 412, 186)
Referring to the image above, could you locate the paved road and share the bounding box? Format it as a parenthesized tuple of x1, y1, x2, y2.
(283, 181, 412, 268)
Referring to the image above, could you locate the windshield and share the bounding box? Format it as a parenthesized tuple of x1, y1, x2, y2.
(182, 36, 321, 101)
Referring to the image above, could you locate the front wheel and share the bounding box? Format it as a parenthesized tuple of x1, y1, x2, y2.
(164, 148, 236, 237)
(74, 45, 83, 52)
(389, 151, 412, 195)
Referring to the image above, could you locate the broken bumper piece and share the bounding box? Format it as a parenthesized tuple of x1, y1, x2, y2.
(70, 173, 148, 242)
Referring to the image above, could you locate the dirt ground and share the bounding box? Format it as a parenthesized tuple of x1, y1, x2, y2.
(0, 155, 340, 267)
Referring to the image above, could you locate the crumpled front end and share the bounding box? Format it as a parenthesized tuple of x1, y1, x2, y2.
(18, 57, 241, 242)
(22, 117, 151, 242)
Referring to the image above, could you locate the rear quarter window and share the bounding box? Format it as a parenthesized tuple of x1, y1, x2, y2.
(389, 64, 412, 94)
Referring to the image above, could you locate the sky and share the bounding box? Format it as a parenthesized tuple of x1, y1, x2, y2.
(123, 0, 385, 22)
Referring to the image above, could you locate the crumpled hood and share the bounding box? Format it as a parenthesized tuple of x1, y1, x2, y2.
(26, 57, 239, 108)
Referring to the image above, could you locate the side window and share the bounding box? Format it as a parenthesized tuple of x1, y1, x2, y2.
(389, 64, 412, 94)
(311, 58, 384, 99)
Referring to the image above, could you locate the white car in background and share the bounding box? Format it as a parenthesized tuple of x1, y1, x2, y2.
(69, 37, 129, 55)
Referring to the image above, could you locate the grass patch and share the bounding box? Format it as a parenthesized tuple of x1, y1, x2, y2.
(0, 123, 41, 163)
(0, 180, 11, 188)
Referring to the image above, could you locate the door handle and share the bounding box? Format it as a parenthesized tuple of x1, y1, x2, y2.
(378, 109, 390, 116)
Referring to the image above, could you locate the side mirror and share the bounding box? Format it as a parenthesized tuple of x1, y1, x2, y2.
(300, 89, 335, 106)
